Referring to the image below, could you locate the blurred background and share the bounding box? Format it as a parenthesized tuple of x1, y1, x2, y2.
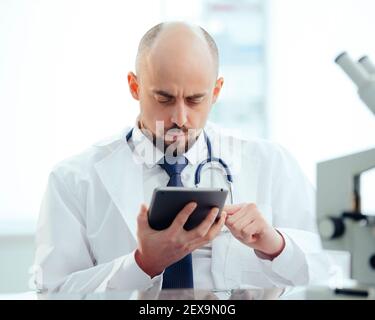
(0, 0, 374, 293)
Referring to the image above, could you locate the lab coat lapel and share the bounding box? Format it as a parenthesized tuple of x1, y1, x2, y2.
(94, 143, 144, 241)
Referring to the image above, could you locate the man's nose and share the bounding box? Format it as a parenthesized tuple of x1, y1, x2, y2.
(171, 102, 188, 128)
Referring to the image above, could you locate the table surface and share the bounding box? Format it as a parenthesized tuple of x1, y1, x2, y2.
(1, 286, 374, 300)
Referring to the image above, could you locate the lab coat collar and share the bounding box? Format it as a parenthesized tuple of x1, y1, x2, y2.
(131, 124, 208, 168)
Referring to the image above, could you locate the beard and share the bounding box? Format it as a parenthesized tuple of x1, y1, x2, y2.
(139, 120, 200, 156)
(162, 127, 200, 156)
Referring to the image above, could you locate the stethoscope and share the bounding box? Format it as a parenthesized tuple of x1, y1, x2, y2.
(126, 128, 234, 204)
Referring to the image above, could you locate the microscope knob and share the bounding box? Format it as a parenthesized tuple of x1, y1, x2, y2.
(318, 217, 345, 239)
(370, 255, 375, 270)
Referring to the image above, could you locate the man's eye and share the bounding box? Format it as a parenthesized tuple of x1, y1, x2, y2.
(156, 97, 172, 104)
(155, 94, 174, 103)
(187, 98, 203, 104)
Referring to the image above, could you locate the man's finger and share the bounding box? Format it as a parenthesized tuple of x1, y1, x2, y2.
(137, 204, 151, 231)
(169, 202, 197, 233)
(223, 203, 245, 215)
(190, 210, 227, 247)
(230, 210, 255, 231)
(206, 210, 227, 239)
(242, 220, 261, 243)
(137, 204, 148, 224)
(225, 205, 249, 225)
(187, 207, 219, 241)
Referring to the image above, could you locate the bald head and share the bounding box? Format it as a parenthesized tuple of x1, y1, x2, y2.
(135, 22, 219, 78)
(127, 22, 224, 151)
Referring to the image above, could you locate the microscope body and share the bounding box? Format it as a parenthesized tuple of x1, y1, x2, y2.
(317, 149, 375, 285)
(317, 52, 375, 286)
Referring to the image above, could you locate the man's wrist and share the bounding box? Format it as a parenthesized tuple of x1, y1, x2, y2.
(134, 249, 163, 278)
(255, 230, 286, 260)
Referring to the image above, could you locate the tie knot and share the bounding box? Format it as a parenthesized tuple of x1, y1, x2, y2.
(159, 155, 188, 178)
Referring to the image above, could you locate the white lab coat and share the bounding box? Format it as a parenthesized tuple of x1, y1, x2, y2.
(32, 123, 331, 294)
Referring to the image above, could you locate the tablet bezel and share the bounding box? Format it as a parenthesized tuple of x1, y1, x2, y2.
(148, 187, 228, 231)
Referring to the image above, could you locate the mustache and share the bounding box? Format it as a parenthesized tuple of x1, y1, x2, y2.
(165, 125, 189, 133)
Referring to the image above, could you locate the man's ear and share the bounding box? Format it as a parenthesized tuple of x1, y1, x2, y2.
(212, 77, 224, 104)
(127, 72, 140, 100)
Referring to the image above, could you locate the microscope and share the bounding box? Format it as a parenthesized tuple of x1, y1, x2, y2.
(315, 52, 375, 296)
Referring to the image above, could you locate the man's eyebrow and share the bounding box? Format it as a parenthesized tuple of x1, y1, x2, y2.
(153, 90, 174, 98)
(153, 90, 207, 99)
(187, 93, 206, 99)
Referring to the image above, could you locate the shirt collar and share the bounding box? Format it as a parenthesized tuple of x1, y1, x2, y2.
(130, 123, 208, 168)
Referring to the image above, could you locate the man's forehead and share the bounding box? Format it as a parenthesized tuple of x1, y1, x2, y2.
(143, 51, 216, 85)
(149, 75, 211, 94)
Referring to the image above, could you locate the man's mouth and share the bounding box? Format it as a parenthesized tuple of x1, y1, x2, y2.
(165, 129, 187, 141)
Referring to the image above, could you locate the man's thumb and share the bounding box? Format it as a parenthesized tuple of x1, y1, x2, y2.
(137, 204, 149, 226)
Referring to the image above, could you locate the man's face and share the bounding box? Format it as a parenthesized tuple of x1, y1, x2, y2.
(128, 42, 223, 153)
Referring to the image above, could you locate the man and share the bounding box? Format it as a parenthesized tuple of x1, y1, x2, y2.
(32, 22, 330, 294)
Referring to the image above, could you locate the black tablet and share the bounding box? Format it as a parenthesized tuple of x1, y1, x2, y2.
(148, 187, 228, 231)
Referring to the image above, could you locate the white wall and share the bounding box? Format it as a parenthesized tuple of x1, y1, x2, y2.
(267, 0, 375, 184)
(0, 0, 162, 223)
(2, 0, 374, 221)
(0, 0, 164, 293)
(0, 235, 34, 292)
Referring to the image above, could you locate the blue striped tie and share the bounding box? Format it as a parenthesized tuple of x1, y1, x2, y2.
(158, 155, 194, 289)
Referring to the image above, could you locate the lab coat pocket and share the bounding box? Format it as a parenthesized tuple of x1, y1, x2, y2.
(241, 269, 274, 288)
(224, 237, 259, 287)
(236, 242, 274, 288)
(224, 237, 272, 288)
(233, 240, 259, 271)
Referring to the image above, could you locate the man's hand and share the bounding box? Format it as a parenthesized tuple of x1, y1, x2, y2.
(135, 202, 227, 278)
(224, 203, 285, 259)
